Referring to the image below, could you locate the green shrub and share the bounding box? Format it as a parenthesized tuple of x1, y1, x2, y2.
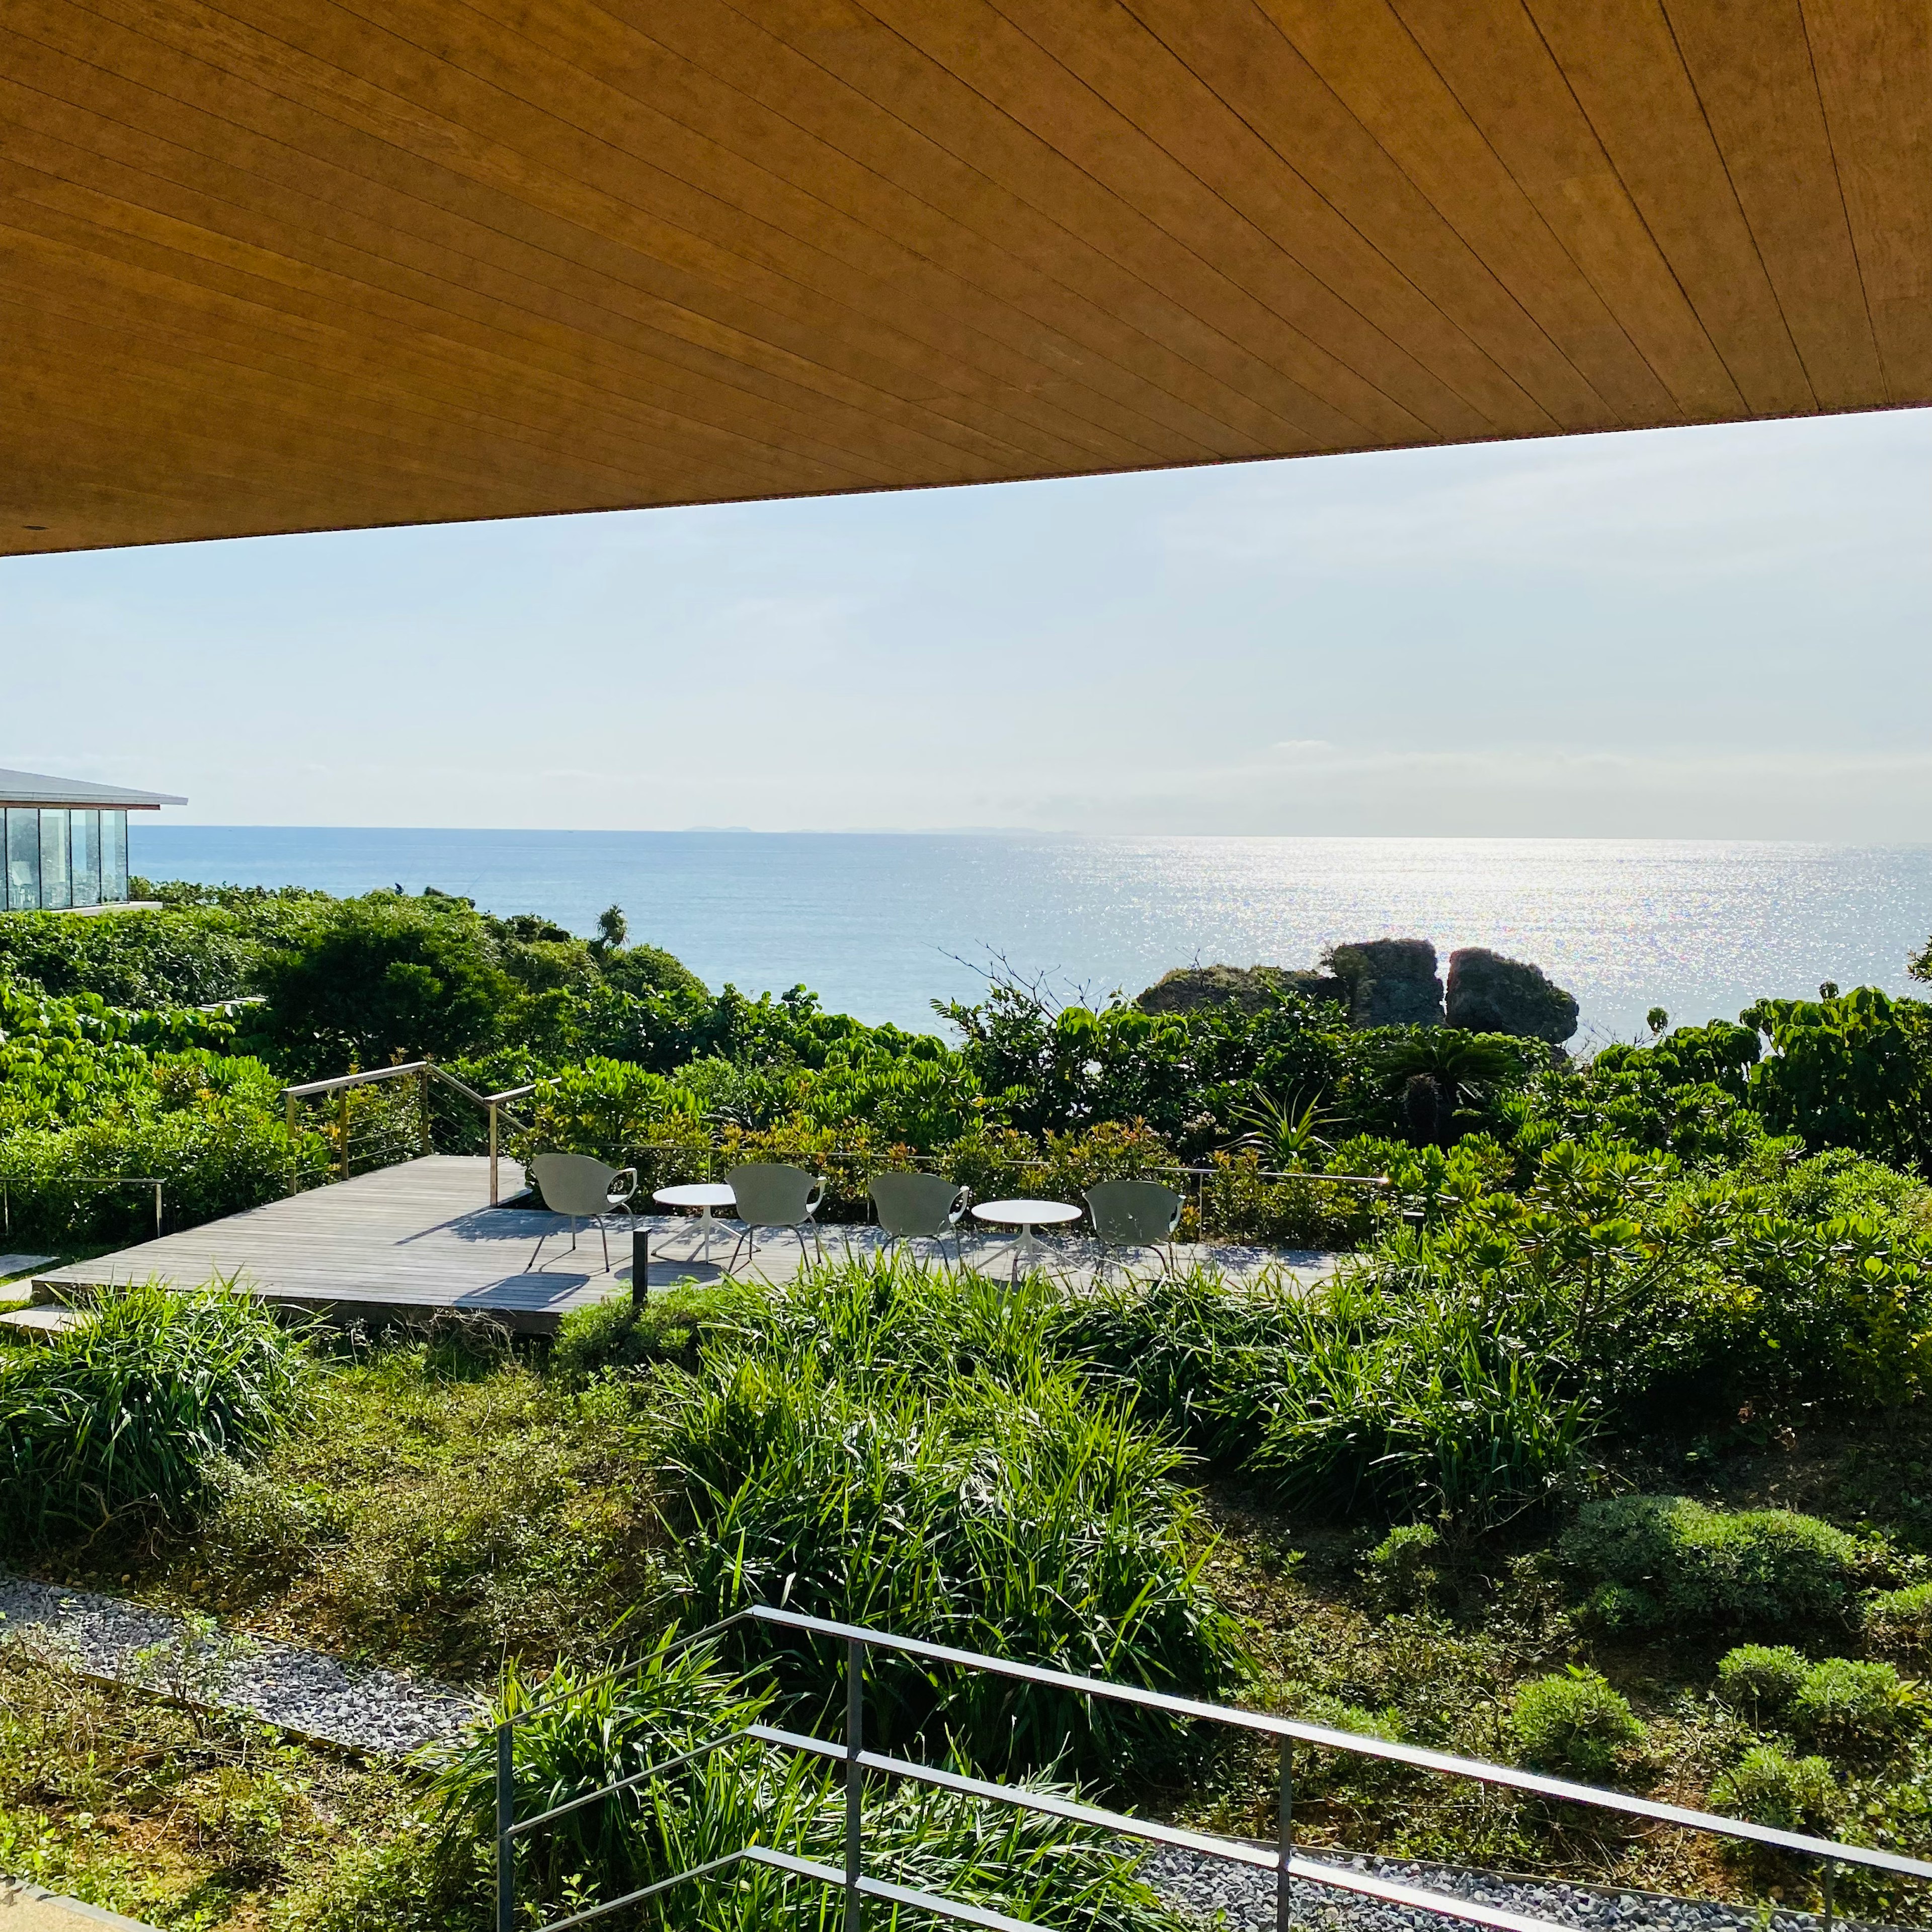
(0, 1280, 306, 1555)
(1043, 1267, 1302, 1463)
(546, 1284, 727, 1389)
(1510, 1667, 1643, 1778)
(1359, 1522, 1445, 1611)
(429, 1641, 1186, 1931)
(1198, 1147, 1391, 1247)
(1564, 1496, 1863, 1634)
(1792, 1657, 1921, 1748)
(1711, 1742, 1839, 1832)
(1715, 1645, 1811, 1721)
(657, 1259, 1241, 1781)
(1866, 1580, 1932, 1654)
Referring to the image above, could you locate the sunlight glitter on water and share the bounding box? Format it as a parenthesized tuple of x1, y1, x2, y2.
(133, 828, 1932, 1046)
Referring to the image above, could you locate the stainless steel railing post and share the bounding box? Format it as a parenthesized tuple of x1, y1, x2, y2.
(338, 1086, 350, 1182)
(1276, 1740, 1293, 1931)
(490, 1103, 500, 1206)
(845, 1638, 865, 1931)
(496, 1719, 516, 1932)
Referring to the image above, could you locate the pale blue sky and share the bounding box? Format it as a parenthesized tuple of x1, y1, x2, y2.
(6, 408, 1928, 838)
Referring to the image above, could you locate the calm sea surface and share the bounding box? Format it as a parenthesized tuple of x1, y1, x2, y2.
(129, 828, 1932, 1046)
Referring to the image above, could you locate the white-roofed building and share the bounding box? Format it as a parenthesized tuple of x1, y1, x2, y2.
(0, 770, 187, 912)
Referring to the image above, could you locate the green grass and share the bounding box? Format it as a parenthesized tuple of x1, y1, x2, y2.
(16, 1262, 1932, 1928)
(0, 1280, 307, 1559)
(0, 1632, 434, 1931)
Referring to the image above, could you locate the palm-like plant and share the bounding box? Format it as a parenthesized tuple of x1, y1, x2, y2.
(1377, 1032, 1519, 1145)
(1230, 1089, 1333, 1171)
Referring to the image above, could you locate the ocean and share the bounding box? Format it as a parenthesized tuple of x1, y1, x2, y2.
(128, 827, 1932, 1046)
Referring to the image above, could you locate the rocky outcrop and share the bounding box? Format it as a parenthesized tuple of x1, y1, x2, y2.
(1137, 963, 1347, 1017)
(1325, 938, 1444, 1028)
(1445, 947, 1579, 1043)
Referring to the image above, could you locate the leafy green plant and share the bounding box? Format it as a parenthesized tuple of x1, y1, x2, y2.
(1715, 1645, 1811, 1723)
(430, 1640, 1187, 1931)
(1510, 1666, 1643, 1778)
(0, 1279, 306, 1556)
(1866, 1580, 1932, 1655)
(656, 1257, 1242, 1781)
(1710, 1742, 1839, 1832)
(1359, 1522, 1445, 1612)
(1791, 1657, 1921, 1749)
(1244, 1280, 1598, 1527)
(1564, 1496, 1865, 1635)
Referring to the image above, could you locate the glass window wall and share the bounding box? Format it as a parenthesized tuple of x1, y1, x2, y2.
(70, 810, 102, 908)
(5, 810, 40, 911)
(104, 811, 129, 902)
(38, 809, 71, 910)
(0, 807, 137, 909)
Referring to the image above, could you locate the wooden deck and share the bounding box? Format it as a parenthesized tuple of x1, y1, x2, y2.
(31, 1158, 638, 1335)
(31, 1157, 1337, 1335)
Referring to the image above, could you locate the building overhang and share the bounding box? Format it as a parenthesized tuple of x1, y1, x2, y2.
(0, 770, 189, 811)
(3, 0, 1928, 558)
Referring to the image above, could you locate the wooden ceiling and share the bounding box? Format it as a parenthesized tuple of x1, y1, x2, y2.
(4, 0, 1928, 556)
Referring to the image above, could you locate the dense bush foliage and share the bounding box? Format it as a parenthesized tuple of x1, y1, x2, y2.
(0, 979, 324, 1245)
(1510, 1667, 1643, 1777)
(1563, 1496, 1869, 1634)
(0, 1281, 307, 1555)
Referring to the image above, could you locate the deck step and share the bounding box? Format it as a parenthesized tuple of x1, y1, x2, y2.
(0, 1303, 94, 1341)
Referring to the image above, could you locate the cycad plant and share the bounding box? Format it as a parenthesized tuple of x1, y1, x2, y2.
(1229, 1087, 1333, 1170)
(1378, 1032, 1522, 1144)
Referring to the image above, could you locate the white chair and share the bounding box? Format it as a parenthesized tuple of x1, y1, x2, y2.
(526, 1153, 637, 1272)
(1084, 1178, 1183, 1276)
(724, 1163, 825, 1274)
(869, 1172, 972, 1268)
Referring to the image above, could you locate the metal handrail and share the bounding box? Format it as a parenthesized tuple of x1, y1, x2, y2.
(280, 1062, 535, 1203)
(489, 1604, 1932, 1932)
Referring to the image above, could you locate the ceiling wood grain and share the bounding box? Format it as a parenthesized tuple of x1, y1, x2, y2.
(3, 0, 1926, 555)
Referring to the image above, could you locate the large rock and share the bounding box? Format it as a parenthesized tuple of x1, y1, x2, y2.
(1325, 938, 1444, 1028)
(1137, 963, 1347, 1017)
(1446, 947, 1579, 1043)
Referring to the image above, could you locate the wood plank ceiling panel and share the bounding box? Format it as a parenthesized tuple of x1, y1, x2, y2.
(2, 0, 1926, 556)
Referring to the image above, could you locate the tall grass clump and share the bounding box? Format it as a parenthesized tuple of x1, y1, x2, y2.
(0, 1279, 306, 1555)
(654, 1257, 1242, 1781)
(429, 1638, 1187, 1930)
(1050, 1264, 1597, 1527)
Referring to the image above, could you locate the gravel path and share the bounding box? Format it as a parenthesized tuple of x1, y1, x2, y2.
(1143, 1847, 1869, 1932)
(0, 1574, 477, 1756)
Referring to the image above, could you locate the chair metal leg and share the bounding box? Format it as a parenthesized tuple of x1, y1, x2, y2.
(526, 1230, 548, 1271)
(600, 1221, 611, 1272)
(725, 1227, 751, 1276)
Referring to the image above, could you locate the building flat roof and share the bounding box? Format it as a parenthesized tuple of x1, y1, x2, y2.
(0, 770, 188, 811)
(4, 0, 1928, 558)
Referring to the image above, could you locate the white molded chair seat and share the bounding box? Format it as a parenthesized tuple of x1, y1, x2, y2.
(527, 1152, 637, 1273)
(869, 1172, 972, 1267)
(725, 1163, 826, 1274)
(1084, 1178, 1183, 1275)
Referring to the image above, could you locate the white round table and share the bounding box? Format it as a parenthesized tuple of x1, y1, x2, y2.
(971, 1197, 1082, 1278)
(654, 1182, 737, 1262)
